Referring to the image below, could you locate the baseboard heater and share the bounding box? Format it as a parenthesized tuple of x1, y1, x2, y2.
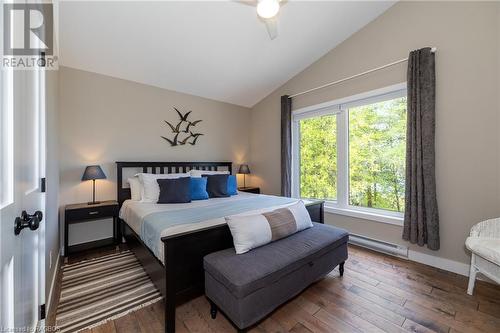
(349, 233, 408, 258)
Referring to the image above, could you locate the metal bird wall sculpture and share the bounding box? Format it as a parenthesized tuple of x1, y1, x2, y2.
(188, 131, 204, 145)
(162, 107, 203, 147)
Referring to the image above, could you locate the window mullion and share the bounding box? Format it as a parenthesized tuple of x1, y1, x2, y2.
(336, 106, 348, 208)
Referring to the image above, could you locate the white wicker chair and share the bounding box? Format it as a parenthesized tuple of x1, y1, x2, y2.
(465, 218, 500, 295)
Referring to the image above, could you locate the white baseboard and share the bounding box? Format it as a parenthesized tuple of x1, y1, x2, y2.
(46, 247, 62, 316)
(408, 249, 470, 277)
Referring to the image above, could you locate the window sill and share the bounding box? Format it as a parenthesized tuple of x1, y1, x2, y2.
(324, 205, 404, 226)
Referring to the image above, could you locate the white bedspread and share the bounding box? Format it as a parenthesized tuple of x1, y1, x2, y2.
(119, 192, 300, 262)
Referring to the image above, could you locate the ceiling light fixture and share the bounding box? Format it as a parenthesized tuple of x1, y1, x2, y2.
(257, 0, 280, 19)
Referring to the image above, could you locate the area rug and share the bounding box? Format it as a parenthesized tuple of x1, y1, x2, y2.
(55, 250, 163, 332)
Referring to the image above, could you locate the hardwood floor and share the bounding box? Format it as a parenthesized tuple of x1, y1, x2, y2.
(49, 245, 500, 333)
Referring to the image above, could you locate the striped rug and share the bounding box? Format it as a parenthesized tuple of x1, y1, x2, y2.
(55, 250, 163, 332)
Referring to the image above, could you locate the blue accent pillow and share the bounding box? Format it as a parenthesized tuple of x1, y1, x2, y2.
(157, 177, 191, 203)
(190, 177, 209, 200)
(227, 175, 238, 196)
(203, 174, 229, 198)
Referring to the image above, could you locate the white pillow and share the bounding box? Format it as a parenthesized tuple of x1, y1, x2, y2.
(127, 177, 142, 201)
(225, 201, 313, 254)
(136, 173, 189, 202)
(189, 169, 229, 178)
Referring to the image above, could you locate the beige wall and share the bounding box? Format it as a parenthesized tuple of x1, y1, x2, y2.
(249, 1, 500, 264)
(59, 67, 251, 244)
(498, 2, 500, 209)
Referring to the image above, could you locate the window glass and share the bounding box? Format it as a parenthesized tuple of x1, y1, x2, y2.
(299, 114, 337, 200)
(348, 97, 407, 212)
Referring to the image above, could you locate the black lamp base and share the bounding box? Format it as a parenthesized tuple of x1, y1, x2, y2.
(87, 179, 101, 205)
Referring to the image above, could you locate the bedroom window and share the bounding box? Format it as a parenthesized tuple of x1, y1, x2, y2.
(292, 84, 407, 224)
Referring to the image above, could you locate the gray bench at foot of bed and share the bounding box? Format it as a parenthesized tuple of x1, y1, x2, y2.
(203, 223, 349, 331)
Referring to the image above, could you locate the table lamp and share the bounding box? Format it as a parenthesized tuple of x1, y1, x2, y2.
(82, 165, 106, 205)
(238, 164, 251, 188)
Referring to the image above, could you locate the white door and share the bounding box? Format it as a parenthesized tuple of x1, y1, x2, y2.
(0, 9, 46, 330)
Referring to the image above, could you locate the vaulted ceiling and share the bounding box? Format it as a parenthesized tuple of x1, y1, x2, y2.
(59, 1, 395, 107)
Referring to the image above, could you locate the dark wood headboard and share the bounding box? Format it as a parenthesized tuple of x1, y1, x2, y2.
(116, 161, 233, 206)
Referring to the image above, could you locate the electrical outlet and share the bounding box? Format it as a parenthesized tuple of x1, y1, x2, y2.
(49, 251, 52, 269)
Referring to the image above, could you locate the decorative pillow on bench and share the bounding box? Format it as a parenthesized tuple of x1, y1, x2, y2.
(225, 201, 313, 254)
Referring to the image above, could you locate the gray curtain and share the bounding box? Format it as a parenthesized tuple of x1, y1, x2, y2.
(281, 95, 292, 197)
(403, 47, 439, 250)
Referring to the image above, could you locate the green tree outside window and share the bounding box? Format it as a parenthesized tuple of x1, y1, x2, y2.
(299, 114, 337, 200)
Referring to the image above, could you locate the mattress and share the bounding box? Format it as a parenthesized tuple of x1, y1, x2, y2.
(119, 192, 300, 263)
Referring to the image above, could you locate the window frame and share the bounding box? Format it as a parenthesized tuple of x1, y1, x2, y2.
(291, 83, 407, 226)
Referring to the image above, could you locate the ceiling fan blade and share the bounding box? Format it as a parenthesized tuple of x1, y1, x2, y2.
(234, 0, 258, 7)
(264, 17, 278, 40)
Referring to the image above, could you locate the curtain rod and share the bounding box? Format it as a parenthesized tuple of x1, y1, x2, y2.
(289, 47, 437, 99)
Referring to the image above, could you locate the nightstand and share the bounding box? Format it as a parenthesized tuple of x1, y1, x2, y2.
(64, 200, 119, 257)
(303, 199, 325, 224)
(238, 187, 260, 194)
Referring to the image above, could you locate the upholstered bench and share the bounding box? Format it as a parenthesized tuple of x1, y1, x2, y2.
(203, 223, 349, 331)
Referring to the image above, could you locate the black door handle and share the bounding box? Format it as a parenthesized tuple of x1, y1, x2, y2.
(14, 210, 43, 235)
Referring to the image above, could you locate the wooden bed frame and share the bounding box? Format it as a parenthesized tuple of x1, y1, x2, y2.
(117, 161, 237, 333)
(116, 161, 324, 333)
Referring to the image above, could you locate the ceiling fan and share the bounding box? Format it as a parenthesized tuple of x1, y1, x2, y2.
(239, 0, 285, 40)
